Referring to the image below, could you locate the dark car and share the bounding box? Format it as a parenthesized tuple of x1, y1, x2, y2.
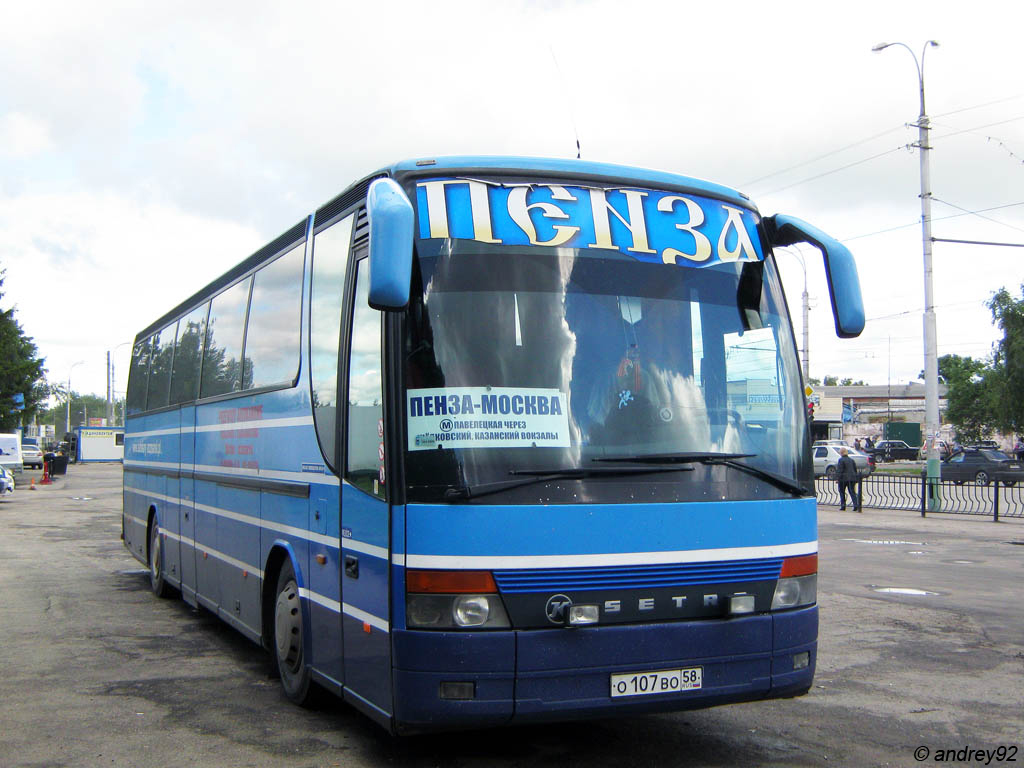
(870, 439, 921, 462)
(940, 449, 1024, 486)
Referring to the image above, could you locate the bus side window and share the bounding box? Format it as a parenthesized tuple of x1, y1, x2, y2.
(244, 243, 304, 390)
(201, 277, 252, 398)
(146, 324, 176, 410)
(169, 303, 209, 405)
(126, 338, 152, 415)
(346, 258, 385, 500)
(310, 213, 354, 470)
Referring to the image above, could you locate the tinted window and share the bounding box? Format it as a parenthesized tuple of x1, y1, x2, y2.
(346, 259, 384, 499)
(243, 244, 304, 390)
(146, 324, 176, 410)
(201, 278, 251, 398)
(169, 303, 209, 404)
(126, 338, 152, 415)
(310, 214, 354, 467)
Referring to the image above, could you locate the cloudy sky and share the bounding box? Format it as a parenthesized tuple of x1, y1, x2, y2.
(2, 0, 1022, 403)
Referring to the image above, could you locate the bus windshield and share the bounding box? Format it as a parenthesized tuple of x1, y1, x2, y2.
(403, 240, 810, 503)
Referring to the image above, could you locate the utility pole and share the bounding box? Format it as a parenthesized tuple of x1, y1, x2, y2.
(106, 351, 113, 426)
(873, 40, 941, 511)
(802, 272, 810, 382)
(779, 247, 810, 380)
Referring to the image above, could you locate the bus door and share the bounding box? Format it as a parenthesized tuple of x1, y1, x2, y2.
(340, 255, 393, 720)
(179, 403, 199, 605)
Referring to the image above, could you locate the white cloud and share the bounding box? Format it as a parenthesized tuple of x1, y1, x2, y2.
(0, 113, 53, 158)
(0, 0, 1021, 396)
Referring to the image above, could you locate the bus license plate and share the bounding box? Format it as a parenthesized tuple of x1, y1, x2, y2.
(610, 667, 702, 698)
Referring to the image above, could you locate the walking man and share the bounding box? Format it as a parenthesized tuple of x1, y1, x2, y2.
(837, 447, 860, 511)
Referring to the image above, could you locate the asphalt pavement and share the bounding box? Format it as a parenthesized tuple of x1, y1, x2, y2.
(0, 463, 1021, 768)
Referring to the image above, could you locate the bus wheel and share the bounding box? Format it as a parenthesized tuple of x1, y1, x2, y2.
(148, 521, 172, 598)
(273, 560, 313, 704)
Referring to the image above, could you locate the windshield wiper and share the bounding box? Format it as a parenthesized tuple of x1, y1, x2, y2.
(594, 452, 808, 497)
(443, 464, 693, 500)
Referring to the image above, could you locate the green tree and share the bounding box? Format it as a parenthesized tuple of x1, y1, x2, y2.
(987, 284, 1024, 435)
(823, 375, 838, 386)
(0, 268, 47, 430)
(36, 393, 122, 436)
(939, 353, 998, 444)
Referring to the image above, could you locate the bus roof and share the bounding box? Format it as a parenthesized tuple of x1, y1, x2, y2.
(386, 156, 752, 208)
(135, 156, 755, 343)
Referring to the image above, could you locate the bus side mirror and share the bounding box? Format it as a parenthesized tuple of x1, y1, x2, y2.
(765, 214, 865, 338)
(367, 177, 414, 311)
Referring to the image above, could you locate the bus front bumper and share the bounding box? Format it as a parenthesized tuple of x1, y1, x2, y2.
(391, 606, 816, 732)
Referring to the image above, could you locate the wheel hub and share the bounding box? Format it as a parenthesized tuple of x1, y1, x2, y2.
(275, 580, 302, 671)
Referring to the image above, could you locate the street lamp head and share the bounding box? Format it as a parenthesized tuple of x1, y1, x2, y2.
(871, 42, 892, 52)
(926, 40, 939, 48)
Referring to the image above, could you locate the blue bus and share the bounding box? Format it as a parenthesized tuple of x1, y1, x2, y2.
(122, 156, 863, 733)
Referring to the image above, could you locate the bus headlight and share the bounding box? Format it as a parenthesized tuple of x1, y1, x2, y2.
(771, 574, 817, 610)
(453, 595, 490, 626)
(405, 570, 510, 630)
(406, 594, 510, 629)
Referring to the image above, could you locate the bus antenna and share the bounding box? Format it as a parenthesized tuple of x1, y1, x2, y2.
(549, 45, 582, 159)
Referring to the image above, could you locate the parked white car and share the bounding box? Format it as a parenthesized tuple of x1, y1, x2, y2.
(812, 444, 873, 479)
(22, 444, 44, 470)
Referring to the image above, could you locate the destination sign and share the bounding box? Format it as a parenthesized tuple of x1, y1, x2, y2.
(415, 177, 763, 266)
(407, 386, 570, 451)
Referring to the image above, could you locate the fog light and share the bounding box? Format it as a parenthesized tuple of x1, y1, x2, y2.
(730, 594, 755, 614)
(568, 604, 599, 625)
(793, 651, 810, 670)
(439, 681, 475, 700)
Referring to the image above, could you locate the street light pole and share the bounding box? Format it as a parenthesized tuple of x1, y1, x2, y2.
(779, 247, 810, 381)
(107, 341, 132, 427)
(66, 360, 85, 438)
(873, 39, 941, 511)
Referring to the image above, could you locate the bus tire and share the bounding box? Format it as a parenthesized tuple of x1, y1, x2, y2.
(148, 520, 173, 599)
(273, 560, 313, 705)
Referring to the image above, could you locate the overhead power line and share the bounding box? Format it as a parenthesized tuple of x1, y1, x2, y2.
(931, 197, 1024, 235)
(931, 115, 1024, 141)
(740, 124, 905, 188)
(842, 201, 1024, 243)
(931, 92, 1024, 119)
(756, 146, 904, 196)
(933, 237, 1024, 248)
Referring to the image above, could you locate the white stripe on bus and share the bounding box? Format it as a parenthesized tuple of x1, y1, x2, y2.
(156, 535, 351, 625)
(127, 415, 314, 439)
(400, 541, 817, 570)
(298, 589, 389, 633)
(123, 458, 340, 487)
(125, 487, 387, 558)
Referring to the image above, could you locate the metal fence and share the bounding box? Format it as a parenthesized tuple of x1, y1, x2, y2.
(815, 472, 1024, 520)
